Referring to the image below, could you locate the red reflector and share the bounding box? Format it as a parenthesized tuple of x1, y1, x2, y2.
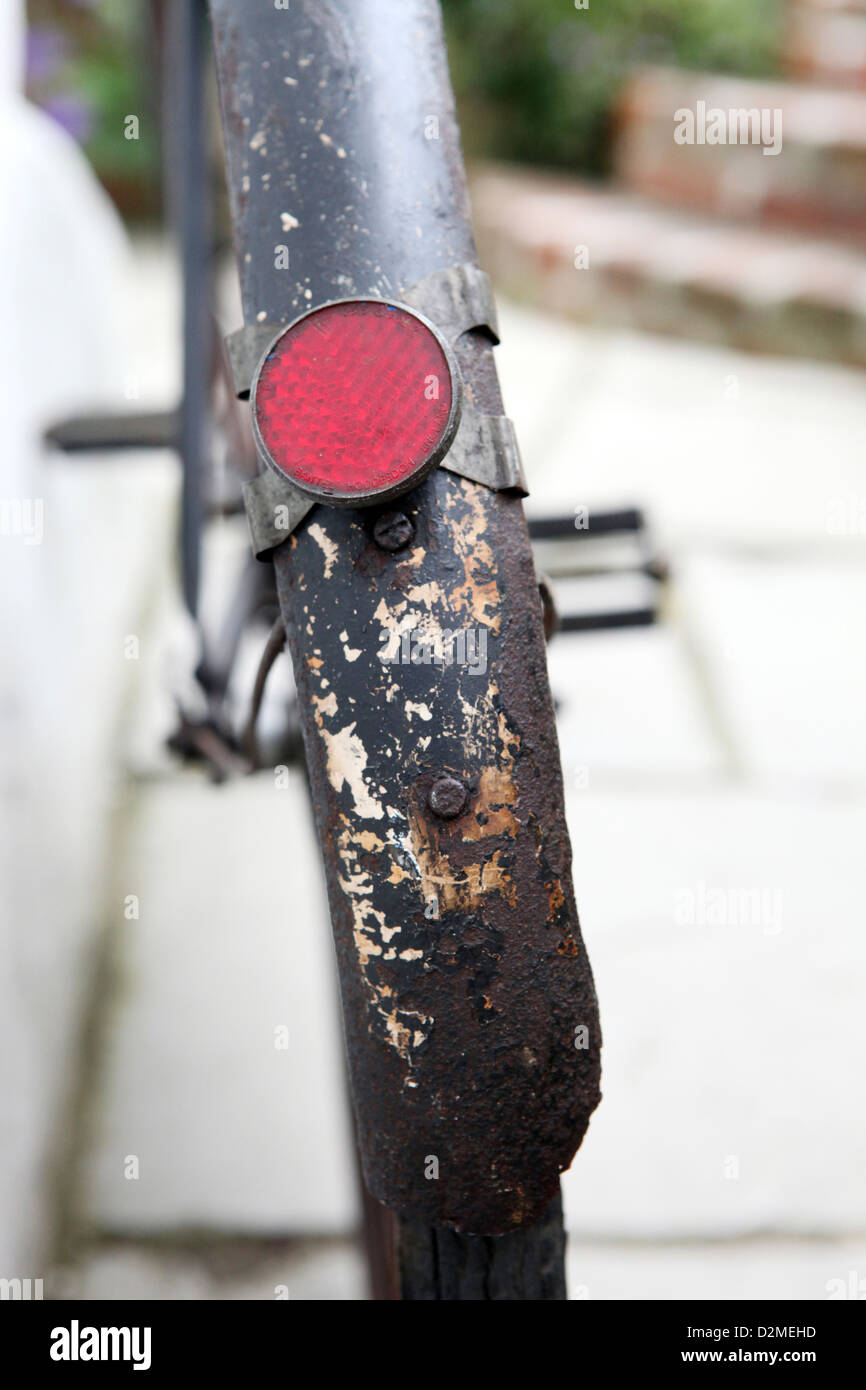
(252, 299, 459, 505)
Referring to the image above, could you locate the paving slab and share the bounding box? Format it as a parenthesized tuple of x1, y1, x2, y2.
(546, 625, 725, 783)
(57, 1234, 866, 1301)
(56, 1238, 365, 1301)
(678, 554, 866, 788)
(566, 1236, 866, 1302)
(562, 788, 866, 1239)
(496, 300, 866, 552)
(85, 771, 358, 1235)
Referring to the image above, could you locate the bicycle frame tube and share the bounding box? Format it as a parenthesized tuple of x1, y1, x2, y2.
(167, 0, 210, 618)
(209, 0, 601, 1236)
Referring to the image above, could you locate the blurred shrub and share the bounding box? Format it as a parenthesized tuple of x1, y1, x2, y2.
(25, 0, 783, 211)
(442, 0, 782, 175)
(26, 0, 159, 217)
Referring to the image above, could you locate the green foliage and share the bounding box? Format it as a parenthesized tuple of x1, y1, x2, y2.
(27, 0, 159, 207)
(28, 0, 782, 207)
(442, 0, 782, 174)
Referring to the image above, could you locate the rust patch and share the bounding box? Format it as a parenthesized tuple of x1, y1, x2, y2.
(273, 462, 601, 1234)
(462, 764, 520, 843)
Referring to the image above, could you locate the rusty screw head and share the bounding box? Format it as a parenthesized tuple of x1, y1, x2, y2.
(373, 510, 414, 552)
(428, 776, 467, 820)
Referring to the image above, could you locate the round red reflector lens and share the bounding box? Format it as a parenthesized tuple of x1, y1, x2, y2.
(252, 300, 457, 504)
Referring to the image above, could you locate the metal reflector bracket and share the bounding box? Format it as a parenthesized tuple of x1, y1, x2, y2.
(404, 266, 525, 496)
(402, 264, 500, 345)
(236, 265, 525, 558)
(442, 409, 526, 494)
(225, 322, 282, 399)
(252, 297, 462, 507)
(242, 469, 314, 561)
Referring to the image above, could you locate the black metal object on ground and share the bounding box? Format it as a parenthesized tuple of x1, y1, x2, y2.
(531, 506, 668, 632)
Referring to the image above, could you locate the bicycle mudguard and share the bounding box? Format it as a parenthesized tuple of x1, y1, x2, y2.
(210, 0, 601, 1235)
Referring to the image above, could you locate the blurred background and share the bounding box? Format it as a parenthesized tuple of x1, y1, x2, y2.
(2, 0, 865, 1300)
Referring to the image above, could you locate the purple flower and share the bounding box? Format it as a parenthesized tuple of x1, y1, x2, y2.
(42, 94, 95, 144)
(26, 28, 68, 85)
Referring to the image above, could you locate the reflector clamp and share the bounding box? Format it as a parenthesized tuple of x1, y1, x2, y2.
(251, 298, 461, 507)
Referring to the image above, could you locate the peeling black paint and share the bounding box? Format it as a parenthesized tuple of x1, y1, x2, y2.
(210, 0, 601, 1236)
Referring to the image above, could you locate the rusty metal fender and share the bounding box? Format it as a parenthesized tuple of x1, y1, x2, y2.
(210, 0, 601, 1235)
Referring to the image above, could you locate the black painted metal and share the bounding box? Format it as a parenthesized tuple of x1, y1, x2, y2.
(44, 410, 178, 453)
(211, 0, 477, 320)
(528, 508, 646, 541)
(167, 0, 211, 618)
(397, 1190, 567, 1300)
(560, 608, 656, 633)
(209, 0, 601, 1242)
